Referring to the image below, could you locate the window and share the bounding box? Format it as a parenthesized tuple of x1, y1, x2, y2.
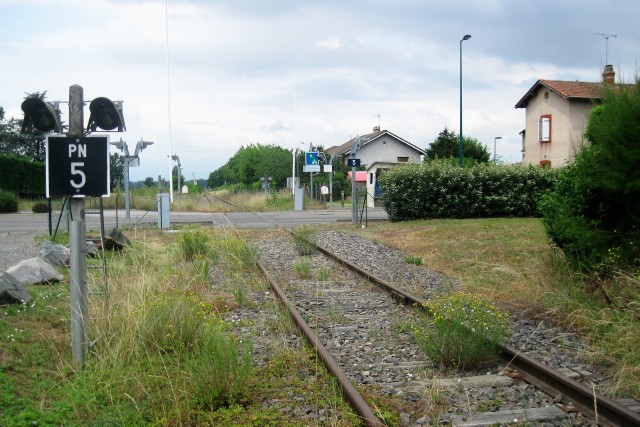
(369, 173, 374, 184)
(397, 156, 409, 162)
(538, 114, 551, 143)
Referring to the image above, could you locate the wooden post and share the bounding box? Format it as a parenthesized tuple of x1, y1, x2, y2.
(68, 84, 88, 368)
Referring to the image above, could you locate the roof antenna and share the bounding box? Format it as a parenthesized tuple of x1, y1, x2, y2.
(372, 114, 380, 131)
(595, 32, 617, 65)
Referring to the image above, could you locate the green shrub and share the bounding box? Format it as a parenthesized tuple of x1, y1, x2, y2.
(539, 80, 640, 273)
(0, 192, 18, 213)
(32, 202, 48, 213)
(412, 292, 509, 369)
(379, 161, 558, 221)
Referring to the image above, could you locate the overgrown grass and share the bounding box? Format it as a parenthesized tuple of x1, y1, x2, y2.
(176, 224, 217, 261)
(1, 227, 366, 425)
(359, 218, 640, 397)
(292, 225, 318, 256)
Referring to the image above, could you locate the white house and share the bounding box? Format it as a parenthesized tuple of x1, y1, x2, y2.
(326, 127, 425, 206)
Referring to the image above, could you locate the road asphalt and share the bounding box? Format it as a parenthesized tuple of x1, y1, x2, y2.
(0, 207, 388, 233)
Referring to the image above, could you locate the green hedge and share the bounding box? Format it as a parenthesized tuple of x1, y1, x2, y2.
(0, 192, 18, 213)
(0, 154, 45, 195)
(379, 161, 559, 221)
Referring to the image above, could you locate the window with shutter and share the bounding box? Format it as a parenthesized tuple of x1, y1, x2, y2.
(538, 114, 551, 143)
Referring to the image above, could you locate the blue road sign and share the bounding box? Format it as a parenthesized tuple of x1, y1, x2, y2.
(305, 152, 319, 165)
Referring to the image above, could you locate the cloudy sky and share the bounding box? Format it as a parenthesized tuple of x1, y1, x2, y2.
(1, 0, 638, 183)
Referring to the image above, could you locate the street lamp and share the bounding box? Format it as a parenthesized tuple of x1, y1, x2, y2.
(459, 34, 471, 167)
(494, 136, 502, 163)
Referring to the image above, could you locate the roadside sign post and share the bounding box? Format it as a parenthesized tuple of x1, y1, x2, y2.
(46, 85, 111, 368)
(347, 156, 361, 225)
(349, 135, 365, 225)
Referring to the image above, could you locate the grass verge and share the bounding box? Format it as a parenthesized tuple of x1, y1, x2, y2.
(0, 227, 364, 426)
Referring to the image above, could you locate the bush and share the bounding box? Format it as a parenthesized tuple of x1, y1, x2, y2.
(0, 192, 18, 213)
(539, 79, 640, 272)
(32, 202, 48, 213)
(412, 292, 509, 369)
(380, 161, 558, 221)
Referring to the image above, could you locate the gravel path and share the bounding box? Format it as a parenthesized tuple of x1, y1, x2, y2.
(0, 232, 41, 272)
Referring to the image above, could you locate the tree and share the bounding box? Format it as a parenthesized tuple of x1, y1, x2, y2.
(462, 136, 491, 163)
(208, 143, 293, 189)
(144, 177, 155, 187)
(172, 165, 185, 190)
(425, 127, 491, 164)
(110, 152, 124, 191)
(539, 79, 640, 272)
(425, 127, 458, 160)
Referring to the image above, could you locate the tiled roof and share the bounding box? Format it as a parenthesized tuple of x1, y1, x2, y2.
(325, 129, 425, 156)
(515, 79, 603, 109)
(326, 129, 386, 156)
(541, 80, 603, 99)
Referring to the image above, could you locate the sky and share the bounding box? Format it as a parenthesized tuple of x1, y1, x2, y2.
(1, 0, 638, 183)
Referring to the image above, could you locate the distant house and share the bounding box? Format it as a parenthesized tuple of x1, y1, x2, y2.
(326, 127, 425, 205)
(515, 65, 623, 167)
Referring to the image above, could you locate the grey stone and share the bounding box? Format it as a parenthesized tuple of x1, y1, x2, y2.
(85, 240, 99, 258)
(39, 240, 71, 267)
(5, 257, 64, 285)
(0, 272, 33, 304)
(103, 227, 131, 251)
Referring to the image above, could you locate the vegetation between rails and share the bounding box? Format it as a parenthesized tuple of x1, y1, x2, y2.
(412, 292, 510, 370)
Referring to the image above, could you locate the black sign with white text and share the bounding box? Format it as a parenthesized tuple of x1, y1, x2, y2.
(46, 136, 110, 197)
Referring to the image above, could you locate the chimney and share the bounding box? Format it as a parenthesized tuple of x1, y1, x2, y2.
(602, 64, 615, 85)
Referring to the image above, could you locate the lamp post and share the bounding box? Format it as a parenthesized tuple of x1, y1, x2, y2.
(459, 34, 471, 167)
(493, 136, 502, 163)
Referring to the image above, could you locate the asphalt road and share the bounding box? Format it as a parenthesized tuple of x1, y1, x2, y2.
(0, 207, 386, 233)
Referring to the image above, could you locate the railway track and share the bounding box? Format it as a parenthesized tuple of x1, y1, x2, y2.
(253, 229, 640, 426)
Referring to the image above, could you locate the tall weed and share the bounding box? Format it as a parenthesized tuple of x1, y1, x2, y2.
(413, 292, 510, 370)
